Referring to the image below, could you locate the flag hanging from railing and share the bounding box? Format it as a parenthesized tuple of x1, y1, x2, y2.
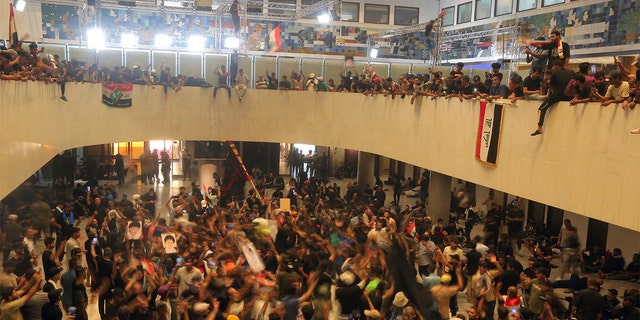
(475, 101, 504, 167)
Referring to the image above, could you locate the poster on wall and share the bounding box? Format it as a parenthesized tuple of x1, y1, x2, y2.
(475, 101, 504, 167)
(102, 83, 133, 107)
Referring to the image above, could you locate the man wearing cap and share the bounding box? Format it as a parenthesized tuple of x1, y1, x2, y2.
(41, 288, 63, 320)
(190, 301, 211, 319)
(43, 267, 63, 292)
(335, 270, 366, 317)
(388, 292, 409, 319)
(431, 265, 464, 319)
(103, 288, 125, 320)
(602, 288, 621, 320)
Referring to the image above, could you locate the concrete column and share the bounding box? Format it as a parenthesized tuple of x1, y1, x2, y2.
(357, 151, 375, 189)
(427, 171, 451, 223)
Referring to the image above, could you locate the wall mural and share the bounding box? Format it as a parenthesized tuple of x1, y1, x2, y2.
(41, 0, 639, 60)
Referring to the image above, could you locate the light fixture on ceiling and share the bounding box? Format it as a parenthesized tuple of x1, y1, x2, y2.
(154, 34, 173, 48)
(87, 28, 105, 50)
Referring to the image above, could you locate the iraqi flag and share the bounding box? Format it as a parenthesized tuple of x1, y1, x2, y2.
(9, 4, 19, 48)
(268, 24, 282, 53)
(475, 101, 504, 167)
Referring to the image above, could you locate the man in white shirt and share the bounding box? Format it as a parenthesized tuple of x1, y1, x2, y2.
(64, 228, 82, 268)
(593, 71, 629, 107)
(474, 235, 489, 259)
(367, 221, 387, 245)
(443, 239, 466, 266)
(417, 235, 437, 276)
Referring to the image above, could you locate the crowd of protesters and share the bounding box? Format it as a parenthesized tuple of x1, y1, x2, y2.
(2, 37, 638, 127)
(1, 151, 639, 320)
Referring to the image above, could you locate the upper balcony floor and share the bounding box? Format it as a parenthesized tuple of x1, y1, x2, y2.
(1, 81, 639, 230)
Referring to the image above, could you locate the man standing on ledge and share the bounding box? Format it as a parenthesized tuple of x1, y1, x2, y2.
(531, 60, 574, 136)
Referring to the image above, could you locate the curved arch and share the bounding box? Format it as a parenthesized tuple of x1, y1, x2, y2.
(1, 82, 639, 230)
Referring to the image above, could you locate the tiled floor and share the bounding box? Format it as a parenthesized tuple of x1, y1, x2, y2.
(11, 174, 640, 319)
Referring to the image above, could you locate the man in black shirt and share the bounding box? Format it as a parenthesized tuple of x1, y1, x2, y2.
(42, 288, 63, 320)
(279, 75, 291, 90)
(531, 60, 574, 136)
(570, 74, 593, 105)
(530, 30, 571, 69)
(572, 278, 603, 320)
(141, 188, 157, 217)
(523, 67, 543, 97)
(230, 0, 240, 34)
(266, 71, 279, 89)
(43, 267, 63, 292)
(213, 65, 231, 98)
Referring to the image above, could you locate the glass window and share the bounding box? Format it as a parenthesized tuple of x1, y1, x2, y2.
(475, 0, 491, 20)
(443, 6, 455, 26)
(495, 0, 513, 15)
(394, 6, 419, 26)
(457, 2, 472, 24)
(341, 2, 359, 22)
(364, 4, 390, 24)
(517, 0, 536, 11)
(542, 0, 564, 6)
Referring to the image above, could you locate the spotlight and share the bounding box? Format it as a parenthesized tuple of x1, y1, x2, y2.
(15, 0, 26, 11)
(369, 48, 378, 59)
(188, 35, 206, 51)
(87, 28, 105, 50)
(317, 13, 330, 23)
(120, 33, 138, 48)
(224, 36, 239, 49)
(154, 34, 172, 48)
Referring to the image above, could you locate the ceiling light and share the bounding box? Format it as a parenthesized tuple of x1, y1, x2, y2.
(224, 37, 239, 49)
(317, 13, 331, 23)
(15, 0, 26, 11)
(154, 34, 172, 48)
(120, 33, 138, 48)
(369, 48, 378, 59)
(188, 35, 206, 51)
(87, 28, 105, 50)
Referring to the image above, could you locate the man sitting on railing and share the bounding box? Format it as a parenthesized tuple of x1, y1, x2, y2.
(531, 60, 575, 136)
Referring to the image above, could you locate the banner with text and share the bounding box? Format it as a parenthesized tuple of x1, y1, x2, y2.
(475, 101, 504, 167)
(102, 83, 133, 107)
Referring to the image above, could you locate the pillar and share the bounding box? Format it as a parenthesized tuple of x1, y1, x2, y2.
(427, 171, 451, 223)
(356, 151, 375, 189)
